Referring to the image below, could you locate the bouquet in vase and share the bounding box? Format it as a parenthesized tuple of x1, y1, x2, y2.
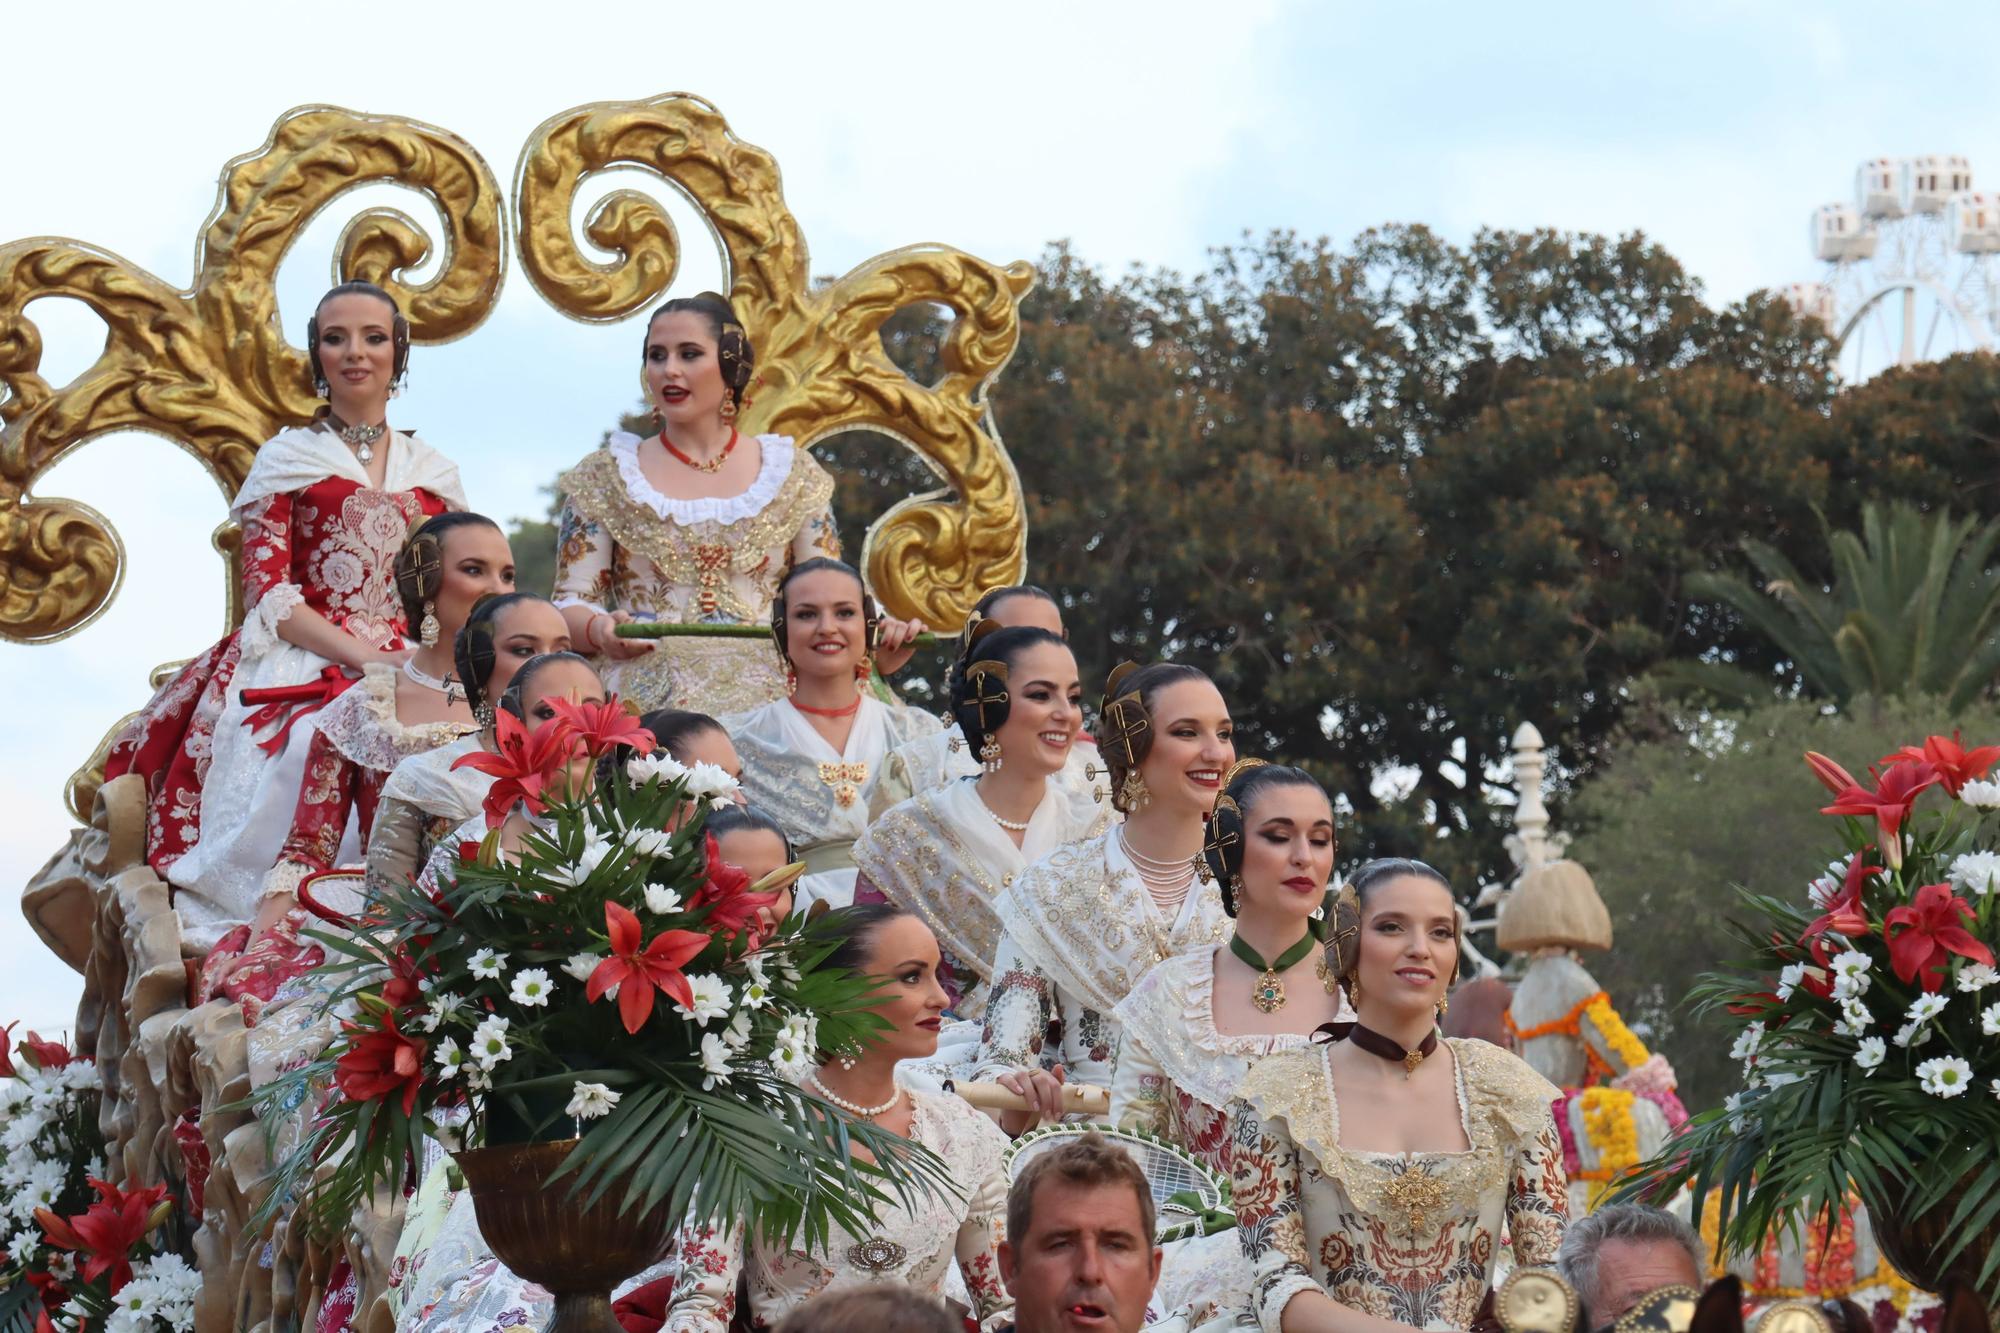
(1623, 734, 2000, 1299)
(255, 696, 949, 1248)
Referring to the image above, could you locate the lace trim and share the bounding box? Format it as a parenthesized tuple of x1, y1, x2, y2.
(315, 664, 478, 771)
(241, 581, 306, 659)
(1115, 948, 1309, 1111)
(607, 430, 796, 524)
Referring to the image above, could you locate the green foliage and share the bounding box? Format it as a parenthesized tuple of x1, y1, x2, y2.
(1667, 503, 2000, 711)
(1568, 691, 2000, 1111)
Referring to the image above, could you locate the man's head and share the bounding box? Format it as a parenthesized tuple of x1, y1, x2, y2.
(1556, 1202, 1706, 1325)
(1000, 1133, 1161, 1333)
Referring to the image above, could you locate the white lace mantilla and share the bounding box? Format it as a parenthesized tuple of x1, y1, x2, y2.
(1114, 947, 1316, 1112)
(607, 430, 797, 525)
(310, 663, 477, 773)
(377, 733, 490, 819)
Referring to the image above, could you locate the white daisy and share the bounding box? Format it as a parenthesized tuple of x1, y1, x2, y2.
(1729, 1022, 1764, 1064)
(1892, 1020, 1933, 1049)
(770, 1038, 811, 1078)
(1841, 997, 1872, 1029)
(625, 826, 674, 858)
(1775, 963, 1808, 1002)
(509, 969, 554, 1008)
(420, 992, 466, 1032)
(685, 761, 741, 806)
(563, 952, 603, 983)
(1853, 1036, 1886, 1073)
(468, 948, 507, 980)
(628, 752, 688, 786)
(1960, 963, 2000, 993)
(1984, 1002, 2000, 1036)
(1951, 851, 2000, 895)
(644, 884, 685, 916)
(684, 975, 732, 1027)
(1908, 993, 1949, 1024)
(1917, 1054, 1975, 1098)
(470, 1016, 513, 1069)
(700, 1032, 735, 1089)
(723, 1009, 754, 1052)
(565, 1081, 621, 1120)
(433, 1037, 465, 1074)
(1961, 780, 2000, 810)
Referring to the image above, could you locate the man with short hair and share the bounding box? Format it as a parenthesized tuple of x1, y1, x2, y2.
(998, 1132, 1162, 1333)
(1556, 1202, 1707, 1325)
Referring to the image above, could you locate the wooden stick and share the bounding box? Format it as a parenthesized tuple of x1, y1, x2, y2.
(948, 1080, 1111, 1116)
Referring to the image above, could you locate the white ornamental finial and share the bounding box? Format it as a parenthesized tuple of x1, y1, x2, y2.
(1509, 721, 1550, 875)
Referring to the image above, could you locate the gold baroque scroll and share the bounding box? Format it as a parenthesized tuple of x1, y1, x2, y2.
(0, 104, 506, 644)
(514, 92, 1032, 625)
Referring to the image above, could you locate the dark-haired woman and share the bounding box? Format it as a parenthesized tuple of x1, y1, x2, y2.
(869, 585, 1103, 828)
(721, 559, 938, 911)
(552, 294, 842, 715)
(364, 592, 572, 902)
(1225, 859, 1569, 1333)
(968, 663, 1235, 1134)
(853, 626, 1106, 1037)
(105, 281, 465, 955)
(1109, 762, 1352, 1326)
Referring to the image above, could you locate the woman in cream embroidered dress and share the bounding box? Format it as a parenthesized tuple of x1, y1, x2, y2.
(1226, 860, 1569, 1333)
(365, 592, 572, 899)
(968, 663, 1236, 1134)
(553, 294, 841, 715)
(868, 586, 1102, 828)
(664, 905, 1013, 1333)
(854, 626, 1105, 1084)
(1111, 763, 1352, 1325)
(722, 558, 936, 912)
(104, 281, 464, 952)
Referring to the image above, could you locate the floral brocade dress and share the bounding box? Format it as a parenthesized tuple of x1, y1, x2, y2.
(105, 426, 461, 950)
(553, 431, 840, 715)
(1227, 1037, 1570, 1333)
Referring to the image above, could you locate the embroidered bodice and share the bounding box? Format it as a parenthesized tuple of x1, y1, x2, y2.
(722, 697, 943, 855)
(662, 1088, 1013, 1333)
(1227, 1038, 1569, 1333)
(243, 475, 446, 655)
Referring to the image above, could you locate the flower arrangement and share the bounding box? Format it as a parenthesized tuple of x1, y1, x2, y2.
(255, 698, 949, 1247)
(1622, 733, 2000, 1299)
(0, 1028, 197, 1333)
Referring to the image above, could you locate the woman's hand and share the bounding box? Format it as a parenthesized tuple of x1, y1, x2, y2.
(362, 645, 414, 668)
(997, 1062, 1067, 1137)
(592, 610, 655, 661)
(248, 891, 298, 944)
(871, 616, 927, 677)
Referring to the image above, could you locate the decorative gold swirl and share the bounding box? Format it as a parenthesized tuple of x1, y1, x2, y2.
(515, 92, 1030, 623)
(0, 104, 506, 643)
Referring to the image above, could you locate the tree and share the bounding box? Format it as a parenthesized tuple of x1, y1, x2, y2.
(1664, 502, 2000, 711)
(1566, 691, 2000, 1112)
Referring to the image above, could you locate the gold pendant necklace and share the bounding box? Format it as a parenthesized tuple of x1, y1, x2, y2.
(1228, 931, 1315, 1015)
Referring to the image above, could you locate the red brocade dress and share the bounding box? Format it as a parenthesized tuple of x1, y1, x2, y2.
(105, 425, 464, 952)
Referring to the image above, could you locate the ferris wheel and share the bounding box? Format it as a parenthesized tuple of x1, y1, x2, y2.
(1781, 155, 2000, 383)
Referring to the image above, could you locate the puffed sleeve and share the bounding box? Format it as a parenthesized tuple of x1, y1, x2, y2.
(238, 492, 307, 659)
(868, 747, 917, 820)
(956, 1153, 1014, 1331)
(552, 497, 617, 616)
(366, 795, 429, 900)
(1109, 1031, 1172, 1138)
(659, 1220, 744, 1333)
(1504, 1110, 1570, 1267)
(790, 502, 841, 566)
(1228, 1098, 1323, 1333)
(968, 934, 1058, 1081)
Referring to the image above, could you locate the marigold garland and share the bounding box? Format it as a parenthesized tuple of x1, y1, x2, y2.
(1577, 1086, 1640, 1210)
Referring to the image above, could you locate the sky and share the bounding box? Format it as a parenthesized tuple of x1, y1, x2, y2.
(7, 0, 2000, 1033)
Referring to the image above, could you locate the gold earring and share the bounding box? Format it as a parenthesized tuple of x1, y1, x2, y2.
(978, 736, 1002, 772)
(419, 600, 441, 648)
(720, 394, 738, 423)
(1437, 993, 1450, 1020)
(1119, 772, 1150, 810)
(1346, 976, 1361, 1007)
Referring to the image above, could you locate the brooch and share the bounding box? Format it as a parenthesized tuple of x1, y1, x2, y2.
(818, 761, 869, 809)
(846, 1236, 907, 1275)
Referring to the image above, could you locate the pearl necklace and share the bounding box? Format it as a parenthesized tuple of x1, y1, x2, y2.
(403, 658, 453, 693)
(1120, 828, 1198, 906)
(805, 1071, 903, 1119)
(977, 786, 1034, 832)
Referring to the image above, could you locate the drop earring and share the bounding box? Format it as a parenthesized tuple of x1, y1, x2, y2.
(1119, 772, 1150, 810)
(314, 375, 329, 399)
(979, 736, 1002, 773)
(720, 394, 738, 423)
(419, 600, 441, 648)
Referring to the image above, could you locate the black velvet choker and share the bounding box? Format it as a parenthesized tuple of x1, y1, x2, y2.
(1314, 1020, 1439, 1079)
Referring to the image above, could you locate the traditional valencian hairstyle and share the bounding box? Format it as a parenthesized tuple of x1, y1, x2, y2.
(1322, 857, 1462, 992)
(393, 511, 503, 643)
(1092, 660, 1212, 813)
(768, 557, 880, 674)
(949, 621, 1069, 772)
(453, 591, 550, 726)
(308, 279, 411, 398)
(972, 582, 1060, 625)
(707, 803, 795, 863)
(1199, 759, 1332, 914)
(496, 650, 599, 722)
(644, 291, 756, 412)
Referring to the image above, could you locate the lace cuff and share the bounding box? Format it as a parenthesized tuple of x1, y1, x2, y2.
(1255, 1273, 1323, 1333)
(241, 580, 306, 659)
(259, 858, 314, 904)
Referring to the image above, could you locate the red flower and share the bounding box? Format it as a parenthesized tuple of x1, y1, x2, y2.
(1884, 883, 1996, 993)
(18, 1032, 75, 1071)
(1821, 760, 1940, 868)
(452, 709, 581, 828)
(1805, 750, 1862, 796)
(548, 695, 656, 759)
(1881, 733, 2000, 798)
(1727, 990, 1782, 1016)
(34, 1179, 170, 1293)
(1801, 936, 1839, 1000)
(0, 1020, 14, 1078)
(587, 902, 710, 1034)
(689, 832, 784, 938)
(1803, 855, 1881, 940)
(380, 948, 427, 1013)
(333, 1012, 428, 1116)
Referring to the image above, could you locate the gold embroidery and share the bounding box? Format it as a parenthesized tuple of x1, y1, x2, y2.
(1381, 1168, 1448, 1233)
(817, 761, 869, 809)
(693, 541, 732, 617)
(852, 791, 1018, 1007)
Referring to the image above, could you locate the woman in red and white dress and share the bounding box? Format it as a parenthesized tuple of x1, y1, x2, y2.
(104, 281, 465, 954)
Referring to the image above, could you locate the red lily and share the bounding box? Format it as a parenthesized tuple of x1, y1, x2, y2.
(1727, 990, 1782, 1016)
(452, 709, 581, 828)
(1820, 760, 1940, 869)
(35, 1178, 170, 1293)
(1801, 935, 1838, 1000)
(333, 1012, 428, 1116)
(549, 695, 656, 759)
(0, 1020, 14, 1078)
(587, 902, 710, 1034)
(18, 1032, 74, 1070)
(1803, 855, 1881, 940)
(689, 832, 785, 938)
(379, 947, 427, 1013)
(1884, 883, 1996, 993)
(1805, 751, 1862, 796)
(1881, 733, 2000, 798)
